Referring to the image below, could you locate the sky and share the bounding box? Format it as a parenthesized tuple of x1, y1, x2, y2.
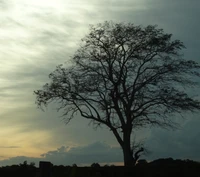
(0, 0, 200, 167)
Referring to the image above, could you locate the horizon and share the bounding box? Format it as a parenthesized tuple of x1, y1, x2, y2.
(0, 156, 199, 168)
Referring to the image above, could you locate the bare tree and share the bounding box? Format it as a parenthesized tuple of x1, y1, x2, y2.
(34, 21, 200, 166)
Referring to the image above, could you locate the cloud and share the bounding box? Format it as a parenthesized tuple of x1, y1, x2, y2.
(0, 0, 200, 166)
(146, 116, 200, 161)
(43, 141, 122, 165)
(0, 0, 10, 10)
(0, 142, 123, 167)
(138, 0, 200, 62)
(0, 146, 20, 149)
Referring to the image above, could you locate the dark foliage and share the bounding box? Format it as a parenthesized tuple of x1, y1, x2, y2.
(0, 159, 199, 177)
(91, 163, 101, 168)
(0, 161, 36, 177)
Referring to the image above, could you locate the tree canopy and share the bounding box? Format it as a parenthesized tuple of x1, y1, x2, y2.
(35, 21, 200, 166)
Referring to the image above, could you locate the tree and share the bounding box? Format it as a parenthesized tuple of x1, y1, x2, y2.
(34, 21, 200, 166)
(91, 163, 101, 168)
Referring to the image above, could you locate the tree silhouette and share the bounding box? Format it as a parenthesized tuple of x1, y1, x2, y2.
(34, 21, 200, 166)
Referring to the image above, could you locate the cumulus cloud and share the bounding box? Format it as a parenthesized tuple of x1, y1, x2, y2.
(0, 142, 123, 167)
(41, 141, 122, 165)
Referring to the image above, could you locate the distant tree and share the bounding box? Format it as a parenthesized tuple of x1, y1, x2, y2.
(110, 164, 116, 167)
(72, 164, 77, 167)
(91, 163, 101, 168)
(35, 21, 200, 166)
(20, 161, 28, 167)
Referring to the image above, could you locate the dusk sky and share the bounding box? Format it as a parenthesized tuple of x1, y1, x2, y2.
(0, 0, 200, 166)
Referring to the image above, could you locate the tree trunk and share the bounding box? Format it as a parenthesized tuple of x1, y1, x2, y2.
(122, 144, 135, 166)
(111, 125, 136, 166)
(122, 129, 135, 167)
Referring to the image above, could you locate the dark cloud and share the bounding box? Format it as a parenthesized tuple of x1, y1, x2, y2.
(146, 116, 200, 161)
(143, 0, 200, 61)
(0, 142, 122, 167)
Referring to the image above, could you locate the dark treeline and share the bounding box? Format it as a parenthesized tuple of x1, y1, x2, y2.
(0, 158, 199, 177)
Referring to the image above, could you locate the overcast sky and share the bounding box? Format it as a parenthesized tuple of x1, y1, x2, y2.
(0, 0, 200, 167)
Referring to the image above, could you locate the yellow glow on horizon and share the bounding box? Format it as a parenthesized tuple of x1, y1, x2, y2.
(0, 127, 55, 160)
